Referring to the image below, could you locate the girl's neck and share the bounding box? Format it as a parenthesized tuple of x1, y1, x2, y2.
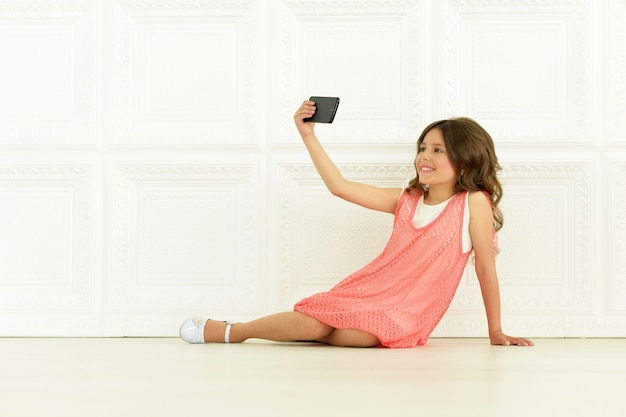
(423, 186, 457, 205)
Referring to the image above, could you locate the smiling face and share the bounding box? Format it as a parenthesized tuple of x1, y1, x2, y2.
(415, 127, 458, 192)
(407, 117, 504, 229)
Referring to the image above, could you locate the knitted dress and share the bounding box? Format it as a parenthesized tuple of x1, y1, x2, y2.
(294, 189, 485, 348)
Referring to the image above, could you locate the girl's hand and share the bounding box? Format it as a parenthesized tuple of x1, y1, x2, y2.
(294, 100, 317, 139)
(490, 330, 534, 346)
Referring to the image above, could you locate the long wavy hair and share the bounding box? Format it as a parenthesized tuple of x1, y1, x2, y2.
(407, 117, 504, 231)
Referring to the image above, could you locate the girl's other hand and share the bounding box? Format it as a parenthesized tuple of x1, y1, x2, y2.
(490, 330, 535, 346)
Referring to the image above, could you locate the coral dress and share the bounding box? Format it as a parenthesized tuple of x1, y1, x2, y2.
(294, 189, 477, 348)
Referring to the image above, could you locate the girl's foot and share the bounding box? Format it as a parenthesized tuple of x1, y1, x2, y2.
(179, 317, 234, 344)
(179, 317, 207, 344)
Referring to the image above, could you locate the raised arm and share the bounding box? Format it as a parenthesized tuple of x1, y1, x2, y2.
(468, 191, 534, 346)
(294, 100, 402, 214)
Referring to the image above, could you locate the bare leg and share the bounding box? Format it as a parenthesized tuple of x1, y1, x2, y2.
(316, 328, 380, 348)
(203, 311, 380, 348)
(203, 311, 333, 343)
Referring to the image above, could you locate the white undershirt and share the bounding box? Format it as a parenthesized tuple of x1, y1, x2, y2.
(412, 193, 472, 252)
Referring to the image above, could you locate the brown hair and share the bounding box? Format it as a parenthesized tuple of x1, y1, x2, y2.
(407, 117, 504, 231)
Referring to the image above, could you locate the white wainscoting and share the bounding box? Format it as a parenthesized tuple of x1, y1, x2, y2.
(0, 0, 624, 337)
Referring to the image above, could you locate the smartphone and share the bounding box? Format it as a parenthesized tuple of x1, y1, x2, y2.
(304, 96, 340, 123)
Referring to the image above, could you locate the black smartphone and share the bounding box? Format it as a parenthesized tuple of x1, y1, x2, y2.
(304, 96, 340, 123)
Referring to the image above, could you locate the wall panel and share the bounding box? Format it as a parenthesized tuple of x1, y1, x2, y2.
(110, 0, 261, 148)
(437, 0, 592, 143)
(0, 2, 96, 148)
(0, 165, 105, 336)
(608, 156, 626, 314)
(609, 0, 626, 143)
(276, 0, 426, 145)
(0, 0, 623, 337)
(109, 163, 262, 313)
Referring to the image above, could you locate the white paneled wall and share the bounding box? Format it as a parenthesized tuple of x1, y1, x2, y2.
(0, 0, 624, 337)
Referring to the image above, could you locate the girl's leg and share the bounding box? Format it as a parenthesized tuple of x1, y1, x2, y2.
(203, 311, 380, 347)
(203, 311, 334, 343)
(316, 328, 380, 348)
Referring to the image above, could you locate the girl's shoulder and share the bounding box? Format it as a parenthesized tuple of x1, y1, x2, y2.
(467, 190, 494, 218)
(467, 190, 491, 205)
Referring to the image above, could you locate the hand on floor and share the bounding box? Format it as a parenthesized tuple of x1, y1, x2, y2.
(490, 330, 535, 346)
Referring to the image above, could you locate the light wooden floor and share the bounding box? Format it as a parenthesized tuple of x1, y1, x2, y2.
(0, 337, 624, 417)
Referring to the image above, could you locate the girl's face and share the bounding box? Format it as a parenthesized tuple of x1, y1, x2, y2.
(415, 128, 458, 190)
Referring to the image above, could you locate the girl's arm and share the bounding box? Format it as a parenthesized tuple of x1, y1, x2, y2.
(294, 100, 402, 214)
(468, 191, 534, 346)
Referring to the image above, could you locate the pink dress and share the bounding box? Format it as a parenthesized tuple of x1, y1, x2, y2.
(294, 189, 482, 348)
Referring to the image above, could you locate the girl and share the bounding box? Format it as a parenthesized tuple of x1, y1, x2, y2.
(179, 99, 534, 348)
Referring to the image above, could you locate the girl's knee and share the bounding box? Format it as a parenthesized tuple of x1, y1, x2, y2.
(296, 312, 333, 339)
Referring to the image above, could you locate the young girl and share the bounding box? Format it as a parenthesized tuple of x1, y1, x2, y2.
(179, 99, 534, 348)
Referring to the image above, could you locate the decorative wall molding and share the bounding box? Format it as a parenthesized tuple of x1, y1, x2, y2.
(447, 0, 583, 10)
(277, 0, 423, 145)
(609, 0, 626, 142)
(111, 0, 259, 147)
(609, 159, 626, 312)
(110, 164, 260, 312)
(0, 165, 96, 312)
(0, 1, 96, 148)
(440, 0, 590, 143)
(432, 313, 568, 338)
(0, 314, 126, 337)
